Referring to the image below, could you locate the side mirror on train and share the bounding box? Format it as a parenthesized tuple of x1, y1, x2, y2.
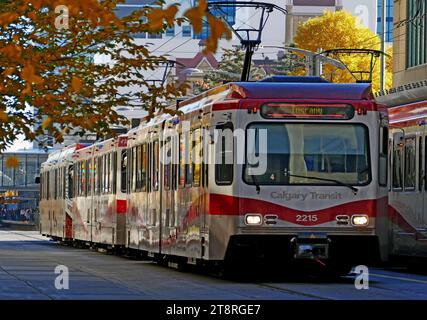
(379, 155, 387, 186)
(34, 176, 40, 184)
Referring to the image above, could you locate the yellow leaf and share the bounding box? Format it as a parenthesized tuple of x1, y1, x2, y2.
(71, 76, 83, 93)
(41, 117, 52, 129)
(5, 156, 19, 169)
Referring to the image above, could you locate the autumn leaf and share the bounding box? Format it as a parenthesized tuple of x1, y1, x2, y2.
(0, 12, 19, 26)
(21, 63, 44, 84)
(2, 67, 15, 76)
(0, 110, 8, 122)
(0, 0, 229, 151)
(184, 0, 207, 34)
(71, 76, 83, 93)
(205, 14, 232, 53)
(41, 117, 52, 129)
(294, 10, 392, 92)
(5, 157, 19, 169)
(147, 5, 178, 32)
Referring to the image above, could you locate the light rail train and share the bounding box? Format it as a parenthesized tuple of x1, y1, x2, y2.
(40, 77, 391, 275)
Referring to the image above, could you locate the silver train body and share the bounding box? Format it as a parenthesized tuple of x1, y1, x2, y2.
(40, 81, 390, 272)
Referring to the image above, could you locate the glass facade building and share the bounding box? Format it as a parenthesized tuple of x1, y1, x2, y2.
(0, 149, 49, 211)
(377, 0, 394, 43)
(407, 0, 427, 68)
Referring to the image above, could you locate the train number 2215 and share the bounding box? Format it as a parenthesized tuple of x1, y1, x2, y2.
(296, 214, 318, 222)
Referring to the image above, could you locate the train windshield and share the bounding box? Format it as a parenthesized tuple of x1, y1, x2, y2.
(244, 123, 370, 186)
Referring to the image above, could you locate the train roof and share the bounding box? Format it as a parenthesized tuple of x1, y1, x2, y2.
(41, 143, 89, 170)
(227, 82, 373, 100)
(389, 99, 427, 125)
(179, 81, 374, 110)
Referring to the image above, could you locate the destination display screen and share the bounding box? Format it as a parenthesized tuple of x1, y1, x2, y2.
(261, 103, 355, 120)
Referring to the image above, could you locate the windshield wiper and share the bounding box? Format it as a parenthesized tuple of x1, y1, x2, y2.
(250, 171, 261, 194)
(284, 172, 359, 195)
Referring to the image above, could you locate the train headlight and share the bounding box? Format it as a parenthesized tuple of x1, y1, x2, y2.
(244, 214, 263, 226)
(351, 215, 369, 226)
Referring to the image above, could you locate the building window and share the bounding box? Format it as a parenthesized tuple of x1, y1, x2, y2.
(165, 26, 175, 37)
(193, 0, 236, 39)
(377, 0, 394, 42)
(407, 0, 427, 68)
(182, 25, 191, 37)
(148, 32, 162, 39)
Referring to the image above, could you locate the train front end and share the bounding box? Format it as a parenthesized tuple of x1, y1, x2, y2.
(210, 81, 389, 274)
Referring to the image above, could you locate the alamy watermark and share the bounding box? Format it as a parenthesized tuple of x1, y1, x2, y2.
(55, 5, 69, 30)
(54, 265, 69, 290)
(354, 265, 369, 290)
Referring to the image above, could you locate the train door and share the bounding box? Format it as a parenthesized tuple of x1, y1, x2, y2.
(417, 133, 426, 236)
(161, 135, 173, 255)
(192, 127, 204, 258)
(200, 125, 210, 259)
(421, 134, 427, 245)
(148, 137, 161, 254)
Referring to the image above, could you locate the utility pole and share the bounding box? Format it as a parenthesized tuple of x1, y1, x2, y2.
(380, 0, 386, 92)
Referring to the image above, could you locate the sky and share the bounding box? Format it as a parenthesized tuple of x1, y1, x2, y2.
(6, 135, 33, 152)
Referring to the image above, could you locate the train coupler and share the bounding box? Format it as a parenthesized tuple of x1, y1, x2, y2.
(291, 233, 331, 260)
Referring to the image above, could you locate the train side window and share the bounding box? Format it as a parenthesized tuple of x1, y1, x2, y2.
(142, 144, 147, 192)
(135, 145, 141, 191)
(420, 136, 424, 191)
(87, 160, 91, 196)
(120, 150, 127, 193)
(164, 137, 171, 190)
(153, 140, 159, 191)
(215, 122, 234, 185)
(193, 128, 201, 187)
(424, 137, 427, 192)
(112, 152, 117, 194)
(379, 127, 388, 187)
(148, 144, 151, 192)
(174, 135, 180, 190)
(202, 127, 209, 188)
(100, 156, 105, 194)
(404, 137, 416, 190)
(392, 136, 403, 190)
(179, 133, 185, 188)
(68, 166, 73, 198)
(107, 153, 111, 194)
(185, 131, 193, 186)
(425, 137, 427, 192)
(77, 163, 81, 196)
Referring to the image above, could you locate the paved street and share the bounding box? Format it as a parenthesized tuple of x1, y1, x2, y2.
(0, 230, 426, 300)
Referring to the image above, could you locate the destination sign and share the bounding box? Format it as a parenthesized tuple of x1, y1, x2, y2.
(261, 103, 354, 120)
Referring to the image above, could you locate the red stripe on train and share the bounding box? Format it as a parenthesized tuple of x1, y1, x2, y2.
(117, 199, 127, 215)
(209, 194, 379, 226)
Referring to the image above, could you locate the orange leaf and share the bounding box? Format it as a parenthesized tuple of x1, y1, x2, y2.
(184, 0, 207, 34)
(0, 110, 8, 122)
(5, 157, 19, 169)
(71, 76, 83, 93)
(41, 117, 52, 129)
(2, 67, 15, 76)
(205, 15, 232, 52)
(21, 64, 44, 84)
(0, 13, 19, 27)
